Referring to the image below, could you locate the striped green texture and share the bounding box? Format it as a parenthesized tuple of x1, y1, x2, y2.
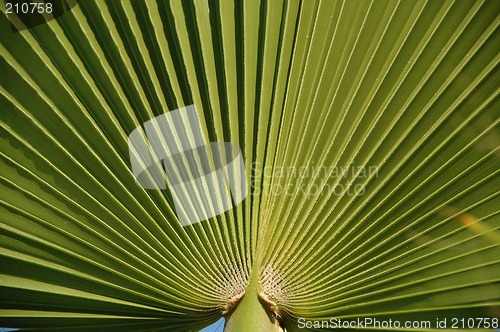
(1, 0, 499, 331)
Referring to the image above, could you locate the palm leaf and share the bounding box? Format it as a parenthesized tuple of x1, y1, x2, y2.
(1, 0, 499, 331)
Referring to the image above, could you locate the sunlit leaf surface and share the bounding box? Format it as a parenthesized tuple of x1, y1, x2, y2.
(1, 0, 499, 331)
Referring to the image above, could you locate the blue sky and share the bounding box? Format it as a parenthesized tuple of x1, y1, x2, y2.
(199, 317, 224, 332)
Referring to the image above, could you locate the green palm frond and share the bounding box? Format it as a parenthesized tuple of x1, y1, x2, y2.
(1, 0, 499, 331)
